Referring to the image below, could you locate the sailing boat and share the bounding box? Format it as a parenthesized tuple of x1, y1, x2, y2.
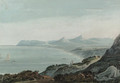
(70, 60, 74, 66)
(5, 54, 10, 61)
(0, 54, 2, 59)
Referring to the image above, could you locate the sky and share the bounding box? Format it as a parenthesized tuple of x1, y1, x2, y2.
(0, 0, 120, 45)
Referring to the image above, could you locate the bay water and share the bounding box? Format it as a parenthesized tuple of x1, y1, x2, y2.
(0, 46, 83, 74)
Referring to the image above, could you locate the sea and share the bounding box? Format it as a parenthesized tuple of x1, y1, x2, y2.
(0, 45, 83, 74)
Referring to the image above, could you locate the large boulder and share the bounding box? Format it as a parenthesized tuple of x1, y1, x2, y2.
(95, 66, 120, 81)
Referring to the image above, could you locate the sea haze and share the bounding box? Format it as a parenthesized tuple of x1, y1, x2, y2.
(0, 45, 82, 74)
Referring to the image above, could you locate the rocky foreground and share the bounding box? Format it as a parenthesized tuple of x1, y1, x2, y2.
(0, 56, 101, 83)
(0, 70, 55, 83)
(40, 56, 101, 77)
(0, 34, 120, 83)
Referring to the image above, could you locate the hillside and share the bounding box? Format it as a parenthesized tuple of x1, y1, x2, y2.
(86, 34, 120, 74)
(52, 34, 120, 82)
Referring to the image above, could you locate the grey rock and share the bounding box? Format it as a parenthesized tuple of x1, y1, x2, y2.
(85, 34, 120, 74)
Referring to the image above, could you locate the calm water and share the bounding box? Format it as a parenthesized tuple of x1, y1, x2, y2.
(0, 46, 83, 74)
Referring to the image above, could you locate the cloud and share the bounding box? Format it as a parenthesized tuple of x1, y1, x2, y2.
(0, 14, 120, 45)
(0, 0, 120, 45)
(0, 0, 120, 22)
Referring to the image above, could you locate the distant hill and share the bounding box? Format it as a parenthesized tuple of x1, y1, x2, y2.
(71, 47, 108, 58)
(17, 36, 113, 50)
(69, 35, 83, 43)
(50, 37, 70, 45)
(17, 40, 46, 46)
(69, 35, 113, 46)
(49, 37, 77, 50)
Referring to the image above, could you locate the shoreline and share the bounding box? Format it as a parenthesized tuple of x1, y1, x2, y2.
(0, 56, 101, 83)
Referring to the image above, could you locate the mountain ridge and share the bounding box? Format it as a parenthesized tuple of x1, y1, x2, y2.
(17, 35, 113, 47)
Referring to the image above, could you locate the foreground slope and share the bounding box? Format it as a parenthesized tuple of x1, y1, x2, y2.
(85, 34, 120, 74)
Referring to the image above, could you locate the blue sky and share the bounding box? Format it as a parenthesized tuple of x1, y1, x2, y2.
(0, 0, 120, 45)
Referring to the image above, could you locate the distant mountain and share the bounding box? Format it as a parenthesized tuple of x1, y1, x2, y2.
(55, 37, 70, 43)
(50, 37, 70, 45)
(49, 37, 77, 50)
(69, 35, 113, 46)
(70, 35, 83, 42)
(17, 40, 46, 46)
(17, 36, 113, 49)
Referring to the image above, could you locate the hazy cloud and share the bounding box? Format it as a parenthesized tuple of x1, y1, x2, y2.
(0, 0, 120, 22)
(0, 0, 120, 45)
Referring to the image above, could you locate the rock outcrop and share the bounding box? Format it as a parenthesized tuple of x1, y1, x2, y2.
(40, 56, 101, 77)
(101, 34, 120, 60)
(95, 66, 120, 81)
(85, 34, 120, 74)
(40, 64, 67, 77)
